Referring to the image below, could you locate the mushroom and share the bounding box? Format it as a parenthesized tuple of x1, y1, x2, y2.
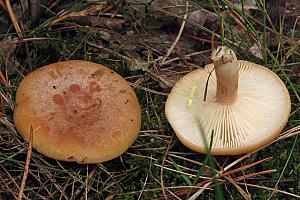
(14, 60, 141, 163)
(165, 46, 291, 155)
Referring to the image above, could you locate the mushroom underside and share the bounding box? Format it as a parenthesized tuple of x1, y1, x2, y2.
(165, 61, 291, 154)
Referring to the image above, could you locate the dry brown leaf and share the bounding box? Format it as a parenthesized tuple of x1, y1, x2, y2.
(71, 16, 127, 29)
(0, 36, 19, 76)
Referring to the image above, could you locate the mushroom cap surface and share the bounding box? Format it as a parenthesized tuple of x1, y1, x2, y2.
(14, 60, 141, 163)
(165, 61, 291, 155)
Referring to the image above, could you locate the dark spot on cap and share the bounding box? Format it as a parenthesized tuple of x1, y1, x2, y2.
(63, 91, 66, 94)
(120, 90, 126, 93)
(69, 84, 81, 93)
(125, 99, 129, 104)
(110, 71, 114, 74)
(130, 119, 134, 122)
(91, 70, 102, 77)
(52, 94, 64, 106)
(53, 86, 56, 89)
(73, 110, 77, 113)
(89, 81, 101, 93)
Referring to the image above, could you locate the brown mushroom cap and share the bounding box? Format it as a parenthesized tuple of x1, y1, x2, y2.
(165, 48, 291, 155)
(14, 60, 141, 163)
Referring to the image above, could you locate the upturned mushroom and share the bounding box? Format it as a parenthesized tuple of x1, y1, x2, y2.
(14, 60, 141, 163)
(165, 46, 291, 155)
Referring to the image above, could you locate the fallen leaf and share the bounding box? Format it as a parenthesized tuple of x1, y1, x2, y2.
(250, 41, 263, 59)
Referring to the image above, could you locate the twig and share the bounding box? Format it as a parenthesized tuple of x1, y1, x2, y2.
(278, 125, 300, 140)
(174, 40, 193, 71)
(86, 41, 174, 90)
(138, 156, 152, 200)
(222, 126, 300, 173)
(188, 182, 211, 200)
(50, 4, 108, 26)
(159, 50, 211, 66)
(225, 176, 250, 200)
(222, 157, 273, 176)
(160, 134, 174, 199)
(5, 0, 22, 37)
(211, 32, 215, 50)
(1, 37, 54, 47)
(234, 169, 277, 182)
(185, 33, 223, 45)
(0, 71, 9, 87)
(236, 182, 300, 199)
(146, 70, 174, 88)
(168, 157, 273, 199)
(228, 9, 257, 41)
(190, 158, 274, 199)
(159, 0, 189, 65)
(17, 127, 33, 200)
(280, 39, 300, 65)
(155, 163, 205, 179)
(0, 90, 14, 110)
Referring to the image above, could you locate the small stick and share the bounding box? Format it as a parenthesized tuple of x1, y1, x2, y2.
(187, 182, 212, 200)
(159, 0, 189, 65)
(5, 0, 22, 37)
(50, 4, 108, 26)
(236, 182, 300, 199)
(160, 134, 174, 199)
(174, 41, 193, 71)
(278, 125, 300, 140)
(0, 71, 9, 87)
(17, 127, 33, 200)
(87, 41, 173, 89)
(160, 50, 211, 66)
(234, 169, 277, 182)
(170, 157, 273, 199)
(221, 157, 273, 177)
(225, 176, 250, 200)
(211, 32, 215, 50)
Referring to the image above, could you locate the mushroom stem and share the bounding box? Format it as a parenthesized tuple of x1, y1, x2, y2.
(211, 46, 238, 104)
